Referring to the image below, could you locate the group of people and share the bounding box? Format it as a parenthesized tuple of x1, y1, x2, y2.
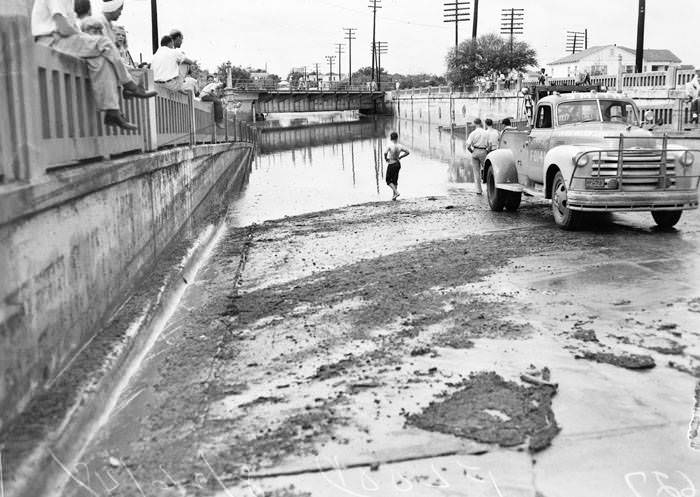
(31, 0, 226, 131)
(465, 118, 503, 195)
(151, 32, 226, 128)
(32, 0, 158, 130)
(381, 117, 509, 201)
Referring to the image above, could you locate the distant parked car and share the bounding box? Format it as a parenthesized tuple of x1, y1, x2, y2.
(277, 81, 290, 91)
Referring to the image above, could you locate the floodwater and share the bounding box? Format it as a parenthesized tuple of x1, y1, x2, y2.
(227, 112, 476, 226)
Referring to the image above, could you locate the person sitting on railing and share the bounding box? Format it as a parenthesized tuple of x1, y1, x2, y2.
(152, 35, 194, 92)
(113, 25, 135, 68)
(32, 0, 157, 131)
(168, 29, 192, 89)
(182, 67, 199, 96)
(200, 75, 225, 129)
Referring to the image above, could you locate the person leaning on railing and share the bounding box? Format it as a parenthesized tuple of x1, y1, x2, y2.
(151, 35, 195, 92)
(31, 0, 156, 131)
(199, 75, 225, 129)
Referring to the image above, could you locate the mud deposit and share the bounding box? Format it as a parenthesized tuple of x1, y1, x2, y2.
(406, 372, 560, 452)
(576, 351, 656, 369)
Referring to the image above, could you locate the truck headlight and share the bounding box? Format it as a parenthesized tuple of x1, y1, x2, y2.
(679, 151, 695, 168)
(574, 152, 591, 168)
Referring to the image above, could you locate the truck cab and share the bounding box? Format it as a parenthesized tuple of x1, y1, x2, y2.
(484, 91, 700, 229)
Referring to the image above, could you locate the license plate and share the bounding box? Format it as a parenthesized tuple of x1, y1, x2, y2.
(585, 178, 606, 189)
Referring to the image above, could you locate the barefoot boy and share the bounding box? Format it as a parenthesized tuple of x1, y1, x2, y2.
(384, 132, 410, 200)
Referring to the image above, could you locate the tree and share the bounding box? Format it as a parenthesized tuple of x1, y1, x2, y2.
(215, 62, 251, 87)
(351, 66, 389, 84)
(445, 33, 537, 87)
(287, 71, 305, 87)
(391, 73, 447, 88)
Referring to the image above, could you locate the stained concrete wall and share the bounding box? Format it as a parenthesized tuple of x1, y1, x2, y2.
(390, 88, 688, 130)
(391, 91, 523, 129)
(0, 142, 254, 428)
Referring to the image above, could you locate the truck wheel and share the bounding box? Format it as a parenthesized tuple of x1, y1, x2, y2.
(651, 210, 682, 229)
(551, 171, 580, 230)
(486, 167, 506, 211)
(504, 192, 522, 212)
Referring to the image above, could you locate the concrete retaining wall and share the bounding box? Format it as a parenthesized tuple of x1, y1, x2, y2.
(390, 88, 689, 130)
(0, 142, 254, 428)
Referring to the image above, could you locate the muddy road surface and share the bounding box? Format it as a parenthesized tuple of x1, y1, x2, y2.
(61, 193, 700, 497)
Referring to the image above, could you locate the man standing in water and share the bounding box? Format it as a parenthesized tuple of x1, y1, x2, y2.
(384, 132, 410, 201)
(465, 118, 488, 195)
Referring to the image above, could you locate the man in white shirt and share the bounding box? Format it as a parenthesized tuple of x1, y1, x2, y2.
(152, 35, 194, 92)
(200, 75, 225, 128)
(169, 29, 192, 87)
(484, 119, 500, 152)
(465, 118, 488, 195)
(32, 0, 156, 130)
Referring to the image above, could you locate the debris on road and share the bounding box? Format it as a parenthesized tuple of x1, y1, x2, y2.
(405, 371, 560, 452)
(575, 351, 655, 370)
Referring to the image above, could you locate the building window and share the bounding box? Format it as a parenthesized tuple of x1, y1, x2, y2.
(590, 65, 607, 76)
(624, 65, 635, 74)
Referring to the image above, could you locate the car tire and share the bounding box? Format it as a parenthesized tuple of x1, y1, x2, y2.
(551, 171, 580, 230)
(486, 167, 506, 211)
(504, 191, 522, 212)
(651, 210, 682, 230)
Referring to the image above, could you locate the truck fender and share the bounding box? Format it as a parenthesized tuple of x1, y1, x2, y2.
(543, 145, 582, 198)
(484, 149, 518, 185)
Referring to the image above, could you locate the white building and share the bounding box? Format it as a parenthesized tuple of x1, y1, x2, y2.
(548, 45, 682, 78)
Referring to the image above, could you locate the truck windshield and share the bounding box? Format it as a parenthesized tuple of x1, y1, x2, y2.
(557, 100, 638, 126)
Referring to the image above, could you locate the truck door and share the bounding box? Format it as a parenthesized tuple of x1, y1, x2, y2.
(523, 104, 553, 185)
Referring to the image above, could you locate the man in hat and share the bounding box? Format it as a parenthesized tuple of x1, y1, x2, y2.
(465, 118, 488, 195)
(32, 0, 156, 130)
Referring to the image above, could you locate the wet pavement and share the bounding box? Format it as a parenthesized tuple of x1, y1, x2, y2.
(58, 115, 700, 497)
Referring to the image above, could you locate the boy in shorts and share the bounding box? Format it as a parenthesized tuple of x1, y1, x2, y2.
(384, 132, 410, 200)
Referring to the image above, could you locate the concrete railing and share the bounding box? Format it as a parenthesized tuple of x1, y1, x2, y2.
(0, 13, 257, 185)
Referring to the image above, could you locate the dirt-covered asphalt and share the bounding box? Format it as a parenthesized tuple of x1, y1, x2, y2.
(61, 194, 700, 497)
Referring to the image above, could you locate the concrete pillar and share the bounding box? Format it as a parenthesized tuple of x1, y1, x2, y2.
(144, 70, 158, 151)
(616, 55, 624, 91)
(0, 0, 44, 182)
(666, 66, 678, 90)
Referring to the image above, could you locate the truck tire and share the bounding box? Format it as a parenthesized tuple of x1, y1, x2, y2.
(504, 191, 522, 212)
(651, 210, 682, 229)
(486, 167, 506, 211)
(551, 171, 580, 230)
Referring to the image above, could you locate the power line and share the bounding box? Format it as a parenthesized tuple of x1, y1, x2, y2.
(334, 43, 346, 80)
(344, 27, 357, 85)
(566, 30, 587, 54)
(368, 0, 382, 84)
(325, 55, 336, 82)
(443, 1, 470, 52)
(500, 8, 524, 54)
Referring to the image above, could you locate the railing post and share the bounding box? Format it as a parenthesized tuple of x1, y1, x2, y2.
(666, 66, 677, 90)
(188, 92, 195, 146)
(144, 70, 158, 151)
(0, 0, 45, 182)
(616, 55, 624, 91)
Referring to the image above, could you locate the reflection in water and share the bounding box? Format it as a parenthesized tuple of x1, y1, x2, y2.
(228, 116, 477, 227)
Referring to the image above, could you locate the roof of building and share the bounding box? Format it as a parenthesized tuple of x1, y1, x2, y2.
(549, 45, 681, 65)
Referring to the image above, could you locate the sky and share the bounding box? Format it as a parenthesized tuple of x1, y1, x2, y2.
(106, 0, 700, 78)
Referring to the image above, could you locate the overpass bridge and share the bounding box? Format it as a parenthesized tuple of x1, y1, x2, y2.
(224, 86, 389, 119)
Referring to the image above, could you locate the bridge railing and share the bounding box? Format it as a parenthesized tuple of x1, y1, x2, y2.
(231, 79, 389, 93)
(1, 40, 258, 184)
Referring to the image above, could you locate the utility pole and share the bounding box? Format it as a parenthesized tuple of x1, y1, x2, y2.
(373, 41, 388, 90)
(635, 0, 645, 73)
(335, 43, 345, 82)
(472, 0, 479, 40)
(443, 1, 470, 53)
(368, 0, 382, 84)
(314, 62, 320, 86)
(325, 55, 336, 84)
(500, 8, 524, 55)
(150, 0, 159, 54)
(566, 30, 586, 54)
(344, 27, 357, 86)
